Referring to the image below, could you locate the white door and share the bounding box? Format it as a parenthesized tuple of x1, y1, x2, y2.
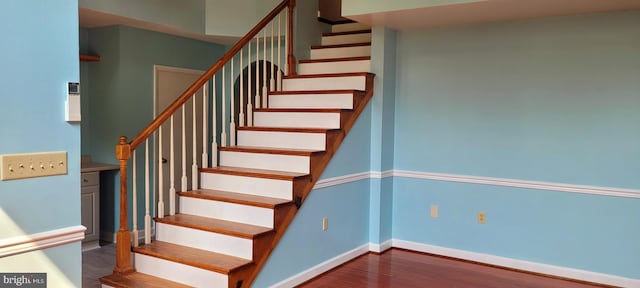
(154, 65, 205, 216)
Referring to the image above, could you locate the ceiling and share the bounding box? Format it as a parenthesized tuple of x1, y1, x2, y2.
(79, 8, 238, 44)
(347, 0, 640, 30)
(79, 0, 640, 44)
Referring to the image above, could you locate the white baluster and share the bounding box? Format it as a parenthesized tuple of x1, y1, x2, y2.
(192, 93, 198, 190)
(262, 28, 268, 108)
(132, 150, 138, 247)
(221, 66, 227, 147)
(181, 104, 187, 201)
(277, 13, 282, 91)
(284, 9, 289, 76)
(255, 34, 261, 109)
(211, 76, 218, 166)
(248, 41, 253, 126)
(157, 126, 164, 218)
(239, 48, 245, 127)
(143, 140, 150, 244)
(168, 115, 175, 217)
(230, 57, 236, 146)
(202, 83, 209, 168)
(270, 21, 275, 92)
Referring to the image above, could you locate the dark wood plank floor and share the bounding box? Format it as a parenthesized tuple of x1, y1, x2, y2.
(299, 249, 614, 288)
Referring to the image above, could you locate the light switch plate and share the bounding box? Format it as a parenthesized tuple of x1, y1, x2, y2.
(1, 151, 68, 180)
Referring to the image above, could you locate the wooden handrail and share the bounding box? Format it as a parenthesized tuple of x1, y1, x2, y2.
(129, 0, 294, 151)
(113, 0, 296, 274)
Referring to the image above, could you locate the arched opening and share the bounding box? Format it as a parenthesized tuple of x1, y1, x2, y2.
(233, 60, 282, 126)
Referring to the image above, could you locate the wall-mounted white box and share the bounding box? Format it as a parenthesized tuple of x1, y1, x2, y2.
(65, 82, 81, 122)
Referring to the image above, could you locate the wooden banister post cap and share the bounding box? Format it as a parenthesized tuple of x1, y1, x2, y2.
(116, 136, 131, 161)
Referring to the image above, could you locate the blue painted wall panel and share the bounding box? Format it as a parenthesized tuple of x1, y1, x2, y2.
(393, 11, 640, 189)
(393, 177, 640, 278)
(253, 180, 370, 286)
(0, 0, 81, 286)
(390, 10, 640, 280)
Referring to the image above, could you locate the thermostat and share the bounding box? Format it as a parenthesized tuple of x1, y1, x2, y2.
(65, 82, 81, 122)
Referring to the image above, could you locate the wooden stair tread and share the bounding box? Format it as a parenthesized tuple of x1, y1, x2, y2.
(237, 126, 338, 133)
(134, 241, 252, 274)
(322, 29, 372, 37)
(201, 166, 309, 180)
(180, 189, 293, 208)
(299, 56, 370, 64)
(269, 89, 364, 95)
(284, 72, 374, 79)
(100, 272, 192, 288)
(155, 214, 272, 239)
(219, 146, 324, 156)
(254, 108, 346, 113)
(311, 42, 371, 49)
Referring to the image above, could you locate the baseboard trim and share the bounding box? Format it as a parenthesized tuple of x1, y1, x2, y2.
(392, 239, 640, 288)
(369, 240, 392, 253)
(270, 243, 370, 288)
(270, 240, 638, 287)
(0, 225, 86, 257)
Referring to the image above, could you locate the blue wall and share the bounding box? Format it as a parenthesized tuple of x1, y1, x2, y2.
(0, 0, 81, 286)
(392, 11, 640, 279)
(85, 25, 224, 235)
(394, 11, 640, 188)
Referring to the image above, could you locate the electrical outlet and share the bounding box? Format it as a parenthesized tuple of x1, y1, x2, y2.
(478, 211, 486, 224)
(1, 151, 67, 180)
(322, 217, 328, 231)
(430, 205, 439, 218)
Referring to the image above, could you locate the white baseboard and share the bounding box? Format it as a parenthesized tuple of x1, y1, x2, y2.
(369, 239, 392, 253)
(269, 239, 638, 288)
(0, 225, 86, 257)
(392, 239, 640, 288)
(270, 243, 370, 288)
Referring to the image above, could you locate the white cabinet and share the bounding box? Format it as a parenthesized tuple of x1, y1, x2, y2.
(81, 171, 100, 251)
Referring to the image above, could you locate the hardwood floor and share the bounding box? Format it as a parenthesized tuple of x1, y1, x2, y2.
(299, 249, 614, 288)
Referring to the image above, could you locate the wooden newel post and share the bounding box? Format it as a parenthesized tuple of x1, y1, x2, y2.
(287, 0, 297, 75)
(114, 136, 134, 274)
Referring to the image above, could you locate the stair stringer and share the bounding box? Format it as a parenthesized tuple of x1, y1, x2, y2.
(242, 73, 375, 287)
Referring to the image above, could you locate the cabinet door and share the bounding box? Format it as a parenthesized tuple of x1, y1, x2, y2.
(81, 186, 99, 242)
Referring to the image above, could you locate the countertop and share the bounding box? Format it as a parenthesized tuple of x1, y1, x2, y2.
(81, 162, 119, 173)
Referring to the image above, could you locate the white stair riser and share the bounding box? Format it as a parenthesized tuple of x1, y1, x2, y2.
(269, 93, 354, 109)
(332, 22, 369, 33)
(134, 253, 227, 287)
(322, 33, 371, 45)
(200, 172, 292, 200)
(298, 60, 371, 75)
(310, 45, 371, 59)
(283, 76, 367, 91)
(254, 111, 341, 129)
(237, 130, 326, 150)
(179, 196, 274, 228)
(156, 223, 253, 260)
(220, 151, 311, 173)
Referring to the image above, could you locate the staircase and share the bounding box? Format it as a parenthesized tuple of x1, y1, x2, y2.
(100, 18, 374, 288)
